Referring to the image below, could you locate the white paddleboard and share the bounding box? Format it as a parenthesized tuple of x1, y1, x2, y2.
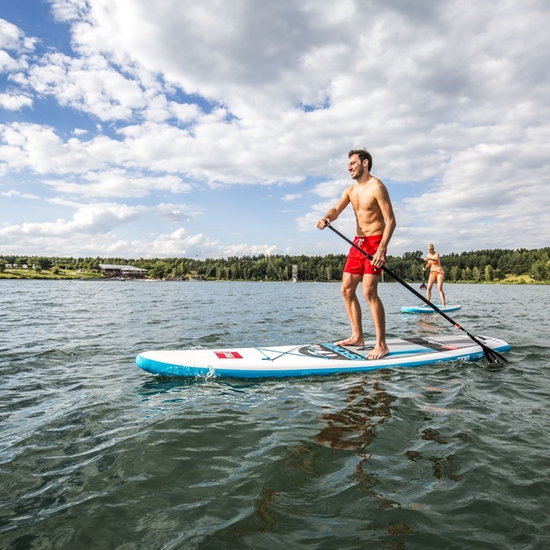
(401, 304, 462, 314)
(136, 334, 510, 379)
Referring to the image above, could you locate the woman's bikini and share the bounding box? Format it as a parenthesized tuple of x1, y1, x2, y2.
(427, 257, 444, 275)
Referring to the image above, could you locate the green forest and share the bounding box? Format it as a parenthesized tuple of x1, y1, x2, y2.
(1, 246, 550, 283)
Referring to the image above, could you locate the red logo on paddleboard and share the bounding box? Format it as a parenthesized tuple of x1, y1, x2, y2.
(215, 351, 243, 359)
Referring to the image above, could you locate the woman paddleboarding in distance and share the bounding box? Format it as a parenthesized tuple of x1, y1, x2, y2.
(423, 243, 446, 307)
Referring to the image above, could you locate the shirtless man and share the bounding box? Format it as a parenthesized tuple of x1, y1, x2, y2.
(317, 148, 396, 359)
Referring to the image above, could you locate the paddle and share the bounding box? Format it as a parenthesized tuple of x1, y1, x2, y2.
(326, 224, 507, 364)
(420, 270, 427, 290)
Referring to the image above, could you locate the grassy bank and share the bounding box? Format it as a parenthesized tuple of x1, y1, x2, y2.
(1, 269, 547, 284)
(0, 268, 102, 280)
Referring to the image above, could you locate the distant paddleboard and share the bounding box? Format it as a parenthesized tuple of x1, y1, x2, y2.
(401, 304, 462, 314)
(136, 334, 509, 379)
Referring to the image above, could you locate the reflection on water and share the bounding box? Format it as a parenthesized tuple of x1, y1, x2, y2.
(316, 379, 396, 452)
(317, 379, 404, 517)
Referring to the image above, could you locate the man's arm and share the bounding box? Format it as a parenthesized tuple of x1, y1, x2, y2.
(317, 188, 351, 230)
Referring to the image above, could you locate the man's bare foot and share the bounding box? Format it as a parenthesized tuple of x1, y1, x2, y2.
(367, 344, 389, 360)
(334, 336, 364, 347)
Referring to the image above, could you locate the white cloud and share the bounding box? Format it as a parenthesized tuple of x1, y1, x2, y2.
(0, 92, 33, 110)
(168, 101, 200, 123)
(26, 52, 147, 121)
(311, 178, 349, 199)
(0, 202, 144, 237)
(0, 189, 40, 199)
(154, 202, 204, 222)
(0, 18, 36, 52)
(281, 193, 302, 202)
(223, 243, 282, 257)
(0, 18, 35, 75)
(0, 51, 21, 72)
(43, 170, 192, 198)
(150, 227, 220, 257)
(0, 122, 109, 173)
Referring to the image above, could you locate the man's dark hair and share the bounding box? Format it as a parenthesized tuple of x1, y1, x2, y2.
(348, 148, 373, 171)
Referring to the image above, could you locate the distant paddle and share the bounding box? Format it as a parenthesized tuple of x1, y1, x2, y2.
(420, 270, 427, 290)
(327, 224, 507, 364)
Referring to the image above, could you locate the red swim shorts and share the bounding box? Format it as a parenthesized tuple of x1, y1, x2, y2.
(343, 235, 385, 276)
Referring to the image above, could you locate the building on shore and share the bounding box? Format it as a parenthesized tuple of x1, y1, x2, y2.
(96, 264, 148, 279)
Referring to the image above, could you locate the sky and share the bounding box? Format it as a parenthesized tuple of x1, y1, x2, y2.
(1, 0, 549, 260)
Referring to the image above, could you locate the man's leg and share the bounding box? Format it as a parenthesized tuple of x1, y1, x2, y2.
(335, 272, 364, 346)
(362, 274, 389, 359)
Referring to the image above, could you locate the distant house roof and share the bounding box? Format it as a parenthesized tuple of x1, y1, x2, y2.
(98, 264, 148, 273)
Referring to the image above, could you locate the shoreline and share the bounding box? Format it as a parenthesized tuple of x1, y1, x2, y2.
(0, 274, 547, 285)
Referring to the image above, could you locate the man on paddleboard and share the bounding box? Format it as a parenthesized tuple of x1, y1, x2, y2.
(317, 148, 396, 359)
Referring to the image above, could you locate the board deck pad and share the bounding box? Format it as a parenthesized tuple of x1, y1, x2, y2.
(401, 304, 462, 314)
(136, 334, 510, 379)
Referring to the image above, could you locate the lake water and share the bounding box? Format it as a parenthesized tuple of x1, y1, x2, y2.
(1, 280, 549, 549)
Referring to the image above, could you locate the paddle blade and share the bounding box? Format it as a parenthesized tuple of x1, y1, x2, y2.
(420, 283, 426, 290)
(482, 345, 508, 364)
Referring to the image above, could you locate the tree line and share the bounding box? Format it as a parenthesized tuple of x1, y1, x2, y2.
(2, 246, 550, 282)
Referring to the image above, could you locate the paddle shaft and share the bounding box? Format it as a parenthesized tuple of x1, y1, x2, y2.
(420, 269, 427, 290)
(327, 224, 507, 363)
